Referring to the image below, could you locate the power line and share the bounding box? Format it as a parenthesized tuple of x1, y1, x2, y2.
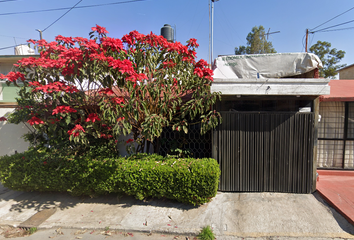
(0, 43, 27, 51)
(310, 6, 354, 31)
(316, 26, 354, 33)
(0, 0, 147, 16)
(42, 0, 83, 32)
(0, 0, 21, 2)
(0, 34, 28, 39)
(311, 19, 354, 33)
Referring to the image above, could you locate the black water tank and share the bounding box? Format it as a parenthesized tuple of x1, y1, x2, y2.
(161, 24, 174, 42)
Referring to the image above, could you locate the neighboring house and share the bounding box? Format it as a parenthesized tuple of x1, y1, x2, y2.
(337, 64, 354, 80)
(318, 80, 354, 169)
(210, 52, 330, 193)
(0, 53, 37, 156)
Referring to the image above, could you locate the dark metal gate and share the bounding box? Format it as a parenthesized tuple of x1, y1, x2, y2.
(214, 112, 314, 193)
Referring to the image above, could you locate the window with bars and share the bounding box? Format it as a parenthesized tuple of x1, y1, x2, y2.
(317, 101, 354, 168)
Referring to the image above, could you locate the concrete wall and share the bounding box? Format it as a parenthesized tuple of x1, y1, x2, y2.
(339, 66, 354, 80)
(0, 108, 30, 157)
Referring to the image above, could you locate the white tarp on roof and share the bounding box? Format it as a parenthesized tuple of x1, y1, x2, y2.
(213, 52, 323, 79)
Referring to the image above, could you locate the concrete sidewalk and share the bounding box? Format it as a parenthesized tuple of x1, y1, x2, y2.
(1, 184, 354, 239)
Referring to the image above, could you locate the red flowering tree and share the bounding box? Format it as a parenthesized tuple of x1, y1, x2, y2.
(1, 25, 221, 154)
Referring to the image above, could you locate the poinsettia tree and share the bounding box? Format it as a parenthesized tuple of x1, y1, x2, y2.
(0, 25, 221, 154)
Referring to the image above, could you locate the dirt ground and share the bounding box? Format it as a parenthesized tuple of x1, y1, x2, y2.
(0, 226, 33, 238)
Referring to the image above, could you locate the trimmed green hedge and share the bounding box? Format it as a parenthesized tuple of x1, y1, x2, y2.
(0, 149, 220, 205)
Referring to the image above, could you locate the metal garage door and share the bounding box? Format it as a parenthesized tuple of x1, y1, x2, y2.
(215, 112, 314, 193)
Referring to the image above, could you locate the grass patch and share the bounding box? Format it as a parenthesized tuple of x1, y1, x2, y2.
(197, 225, 215, 240)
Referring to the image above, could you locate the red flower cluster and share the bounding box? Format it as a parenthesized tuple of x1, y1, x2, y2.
(91, 24, 108, 35)
(52, 106, 77, 115)
(55, 35, 75, 45)
(0, 117, 7, 121)
(107, 58, 135, 75)
(0, 72, 25, 82)
(33, 82, 79, 93)
(68, 124, 85, 137)
(85, 113, 101, 123)
(27, 116, 44, 125)
(101, 124, 112, 130)
(187, 38, 199, 48)
(193, 59, 213, 81)
(112, 97, 125, 105)
(126, 138, 134, 144)
(163, 60, 177, 69)
(122, 30, 143, 45)
(83, 39, 99, 50)
(99, 133, 113, 139)
(101, 37, 123, 51)
(194, 68, 203, 78)
(98, 88, 115, 95)
(15, 57, 39, 67)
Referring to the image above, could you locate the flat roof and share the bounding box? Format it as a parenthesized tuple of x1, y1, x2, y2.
(320, 80, 354, 102)
(337, 63, 354, 72)
(0, 55, 39, 63)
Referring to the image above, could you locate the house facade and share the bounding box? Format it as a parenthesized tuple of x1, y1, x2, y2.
(210, 53, 330, 193)
(318, 80, 354, 169)
(337, 64, 354, 80)
(0, 55, 36, 157)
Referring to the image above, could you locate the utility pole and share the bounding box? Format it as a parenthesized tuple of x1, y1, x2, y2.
(305, 29, 309, 52)
(208, 0, 211, 66)
(210, 0, 219, 67)
(36, 29, 43, 40)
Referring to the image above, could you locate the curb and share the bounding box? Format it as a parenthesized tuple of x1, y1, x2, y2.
(35, 225, 199, 237)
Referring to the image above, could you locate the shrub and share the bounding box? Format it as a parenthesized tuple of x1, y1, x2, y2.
(0, 149, 220, 205)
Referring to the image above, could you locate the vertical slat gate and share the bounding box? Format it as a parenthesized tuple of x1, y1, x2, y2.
(216, 112, 314, 193)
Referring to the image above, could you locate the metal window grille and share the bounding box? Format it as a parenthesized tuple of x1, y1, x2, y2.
(317, 101, 354, 168)
(158, 124, 211, 158)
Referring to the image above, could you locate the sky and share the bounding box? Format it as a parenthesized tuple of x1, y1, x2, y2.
(0, 0, 354, 67)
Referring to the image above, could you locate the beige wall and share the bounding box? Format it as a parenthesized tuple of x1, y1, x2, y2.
(0, 108, 30, 157)
(0, 62, 15, 75)
(339, 66, 354, 79)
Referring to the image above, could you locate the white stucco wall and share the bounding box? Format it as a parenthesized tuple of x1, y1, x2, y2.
(0, 108, 31, 157)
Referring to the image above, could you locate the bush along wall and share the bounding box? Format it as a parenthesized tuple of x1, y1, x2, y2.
(0, 149, 220, 205)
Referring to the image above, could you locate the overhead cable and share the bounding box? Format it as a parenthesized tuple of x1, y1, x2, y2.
(310, 6, 354, 31)
(311, 19, 354, 33)
(0, 34, 27, 39)
(316, 26, 354, 33)
(42, 0, 83, 32)
(0, 44, 27, 51)
(0, 0, 147, 16)
(0, 0, 21, 2)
